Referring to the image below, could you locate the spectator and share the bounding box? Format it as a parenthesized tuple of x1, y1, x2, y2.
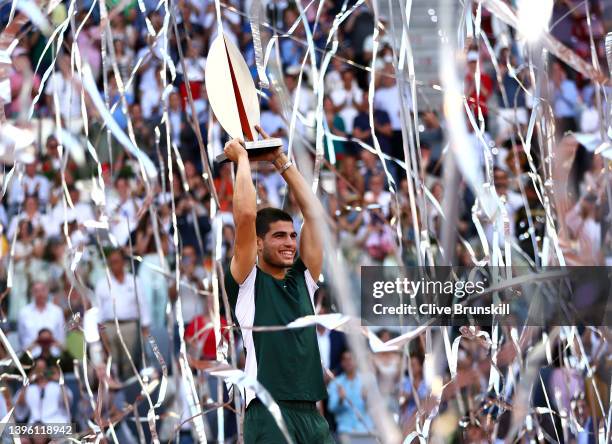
(363, 174, 392, 217)
(419, 111, 444, 173)
(373, 330, 401, 413)
(94, 249, 151, 380)
(400, 355, 428, 423)
(18, 281, 65, 350)
(8, 160, 51, 213)
(315, 297, 346, 376)
(134, 215, 170, 330)
(494, 47, 529, 142)
(327, 350, 374, 441)
(260, 94, 288, 148)
(9, 220, 35, 323)
(465, 50, 493, 129)
(44, 53, 83, 132)
(550, 60, 579, 135)
(7, 47, 41, 118)
(565, 192, 602, 265)
(374, 64, 405, 160)
(330, 68, 363, 134)
(18, 328, 74, 373)
(106, 176, 142, 246)
(14, 358, 72, 425)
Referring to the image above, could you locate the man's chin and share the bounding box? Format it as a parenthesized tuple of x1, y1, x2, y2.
(277, 255, 295, 266)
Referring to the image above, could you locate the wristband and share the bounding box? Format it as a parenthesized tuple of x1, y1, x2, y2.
(278, 160, 293, 174)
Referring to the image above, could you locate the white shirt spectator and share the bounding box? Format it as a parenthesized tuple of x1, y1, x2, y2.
(94, 273, 151, 327)
(260, 110, 288, 148)
(330, 83, 363, 133)
(7, 212, 47, 240)
(8, 174, 50, 206)
(14, 382, 72, 424)
(364, 190, 392, 217)
(316, 328, 331, 370)
(177, 57, 206, 82)
(105, 195, 141, 246)
(178, 279, 205, 325)
(374, 84, 404, 131)
(46, 202, 95, 237)
(484, 191, 524, 248)
(18, 302, 66, 349)
(44, 71, 82, 120)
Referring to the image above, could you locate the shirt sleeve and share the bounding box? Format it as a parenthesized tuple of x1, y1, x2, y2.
(293, 256, 319, 303)
(327, 379, 345, 413)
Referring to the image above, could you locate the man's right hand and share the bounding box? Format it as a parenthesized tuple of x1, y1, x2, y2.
(224, 138, 248, 163)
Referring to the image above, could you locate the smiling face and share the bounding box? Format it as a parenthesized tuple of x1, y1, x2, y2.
(258, 220, 297, 268)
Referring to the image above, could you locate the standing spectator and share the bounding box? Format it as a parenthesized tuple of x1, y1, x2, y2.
(330, 68, 363, 134)
(363, 174, 392, 217)
(113, 36, 135, 96)
(419, 111, 444, 173)
(177, 38, 207, 109)
(106, 176, 141, 246)
(7, 195, 47, 240)
(168, 91, 186, 149)
(374, 64, 405, 161)
(44, 53, 83, 132)
(130, 103, 155, 157)
(94, 249, 151, 380)
(327, 350, 374, 441)
(484, 168, 524, 248)
(18, 328, 74, 373)
(171, 245, 208, 327)
(14, 359, 72, 425)
(7, 47, 41, 118)
(18, 282, 65, 350)
(9, 220, 35, 323)
(400, 355, 428, 424)
(465, 50, 493, 129)
(323, 96, 348, 161)
(8, 159, 51, 213)
(494, 47, 529, 142)
(373, 330, 401, 413)
(565, 193, 602, 265)
(550, 60, 579, 135)
(260, 94, 288, 148)
(134, 214, 170, 330)
(315, 298, 346, 376)
(353, 90, 393, 159)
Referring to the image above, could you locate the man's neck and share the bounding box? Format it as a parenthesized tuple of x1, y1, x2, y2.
(113, 272, 125, 283)
(346, 371, 356, 380)
(34, 302, 46, 311)
(258, 260, 288, 280)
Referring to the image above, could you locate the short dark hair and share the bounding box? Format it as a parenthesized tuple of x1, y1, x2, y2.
(256, 207, 293, 237)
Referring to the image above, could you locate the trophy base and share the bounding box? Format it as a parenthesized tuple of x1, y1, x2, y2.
(215, 138, 284, 163)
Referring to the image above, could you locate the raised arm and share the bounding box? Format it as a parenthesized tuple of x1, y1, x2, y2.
(225, 139, 258, 284)
(255, 126, 325, 280)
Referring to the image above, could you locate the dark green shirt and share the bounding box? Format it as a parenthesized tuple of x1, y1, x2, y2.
(225, 257, 327, 406)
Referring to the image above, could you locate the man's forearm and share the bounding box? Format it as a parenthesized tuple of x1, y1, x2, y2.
(273, 153, 323, 220)
(233, 155, 257, 219)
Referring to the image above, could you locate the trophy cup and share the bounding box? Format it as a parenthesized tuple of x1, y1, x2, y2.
(204, 33, 283, 163)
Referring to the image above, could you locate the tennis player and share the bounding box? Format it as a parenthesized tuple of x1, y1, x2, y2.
(223, 126, 334, 443)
